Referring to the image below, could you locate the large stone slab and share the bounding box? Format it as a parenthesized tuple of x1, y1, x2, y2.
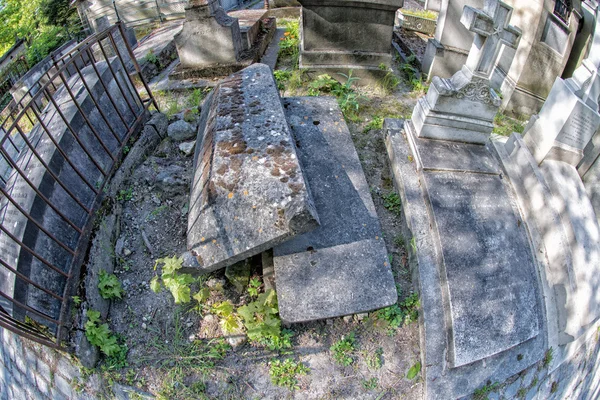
(385, 118, 545, 399)
(298, 0, 404, 72)
(187, 64, 319, 272)
(423, 170, 540, 367)
(273, 96, 397, 323)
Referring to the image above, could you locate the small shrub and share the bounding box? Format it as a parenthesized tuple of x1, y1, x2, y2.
(85, 310, 127, 360)
(98, 270, 124, 300)
(151, 256, 196, 304)
(331, 332, 356, 366)
(269, 358, 309, 390)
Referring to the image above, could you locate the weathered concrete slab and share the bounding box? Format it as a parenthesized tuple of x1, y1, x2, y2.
(228, 10, 268, 51)
(187, 64, 319, 272)
(384, 118, 545, 400)
(423, 170, 540, 367)
(273, 96, 397, 323)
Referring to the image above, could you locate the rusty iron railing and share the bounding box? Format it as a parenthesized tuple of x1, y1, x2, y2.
(0, 22, 158, 348)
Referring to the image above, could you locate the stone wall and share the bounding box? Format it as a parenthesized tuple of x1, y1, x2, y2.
(0, 327, 84, 400)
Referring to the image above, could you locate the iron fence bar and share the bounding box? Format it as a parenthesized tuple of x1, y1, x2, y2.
(0, 292, 61, 325)
(27, 104, 101, 197)
(69, 55, 125, 147)
(54, 66, 118, 164)
(116, 22, 160, 110)
(0, 143, 91, 229)
(43, 87, 110, 178)
(0, 258, 64, 301)
(0, 314, 59, 348)
(96, 37, 138, 115)
(0, 223, 71, 278)
(82, 47, 129, 136)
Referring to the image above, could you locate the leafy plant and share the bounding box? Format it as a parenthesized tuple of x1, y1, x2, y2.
(375, 292, 420, 332)
(238, 289, 284, 345)
(143, 49, 159, 66)
(278, 20, 300, 67)
(330, 332, 356, 366)
(363, 116, 384, 133)
(493, 113, 527, 137)
(187, 88, 206, 108)
(543, 347, 554, 368)
(151, 256, 196, 304)
(382, 192, 402, 215)
(378, 64, 401, 94)
(400, 55, 429, 94)
(362, 377, 378, 390)
(85, 310, 127, 362)
(248, 277, 261, 298)
(72, 295, 81, 305)
(274, 70, 292, 91)
(406, 361, 421, 380)
(211, 300, 242, 333)
(116, 188, 133, 202)
(365, 347, 384, 370)
(473, 381, 500, 400)
(98, 270, 124, 300)
(269, 358, 309, 390)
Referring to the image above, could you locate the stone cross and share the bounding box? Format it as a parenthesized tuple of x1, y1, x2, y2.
(460, 0, 522, 78)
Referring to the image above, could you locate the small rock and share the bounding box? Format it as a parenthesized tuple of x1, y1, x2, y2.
(156, 165, 188, 195)
(167, 120, 195, 141)
(181, 251, 201, 268)
(343, 315, 353, 323)
(206, 278, 226, 290)
(142, 323, 147, 329)
(142, 316, 148, 322)
(326, 319, 334, 325)
(155, 138, 172, 157)
(123, 248, 132, 256)
(179, 140, 196, 156)
(203, 314, 215, 323)
(226, 332, 247, 349)
(355, 313, 368, 321)
(188, 334, 196, 341)
(186, 322, 193, 328)
(115, 237, 125, 256)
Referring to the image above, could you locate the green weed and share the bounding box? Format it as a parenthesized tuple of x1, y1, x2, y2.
(85, 310, 127, 364)
(98, 270, 124, 300)
(406, 361, 421, 380)
(151, 256, 196, 304)
(278, 20, 300, 68)
(363, 116, 385, 133)
(269, 358, 310, 390)
(362, 377, 378, 390)
(401, 8, 438, 19)
(543, 347, 554, 368)
(274, 70, 292, 91)
(331, 332, 356, 366)
(143, 49, 159, 66)
(116, 188, 133, 202)
(378, 64, 400, 94)
(374, 292, 420, 332)
(365, 347, 384, 370)
(493, 113, 527, 137)
(473, 381, 499, 400)
(382, 191, 402, 215)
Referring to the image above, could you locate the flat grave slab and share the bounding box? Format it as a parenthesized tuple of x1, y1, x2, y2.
(273, 96, 397, 323)
(187, 64, 319, 272)
(423, 170, 540, 367)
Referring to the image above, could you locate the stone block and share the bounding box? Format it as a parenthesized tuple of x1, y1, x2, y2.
(187, 64, 319, 272)
(273, 96, 397, 323)
(298, 0, 404, 71)
(522, 77, 600, 166)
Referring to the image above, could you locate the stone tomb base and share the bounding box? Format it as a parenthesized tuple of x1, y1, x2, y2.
(384, 119, 546, 399)
(273, 97, 397, 322)
(170, 11, 277, 80)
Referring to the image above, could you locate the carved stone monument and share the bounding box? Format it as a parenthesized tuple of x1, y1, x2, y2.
(409, 0, 521, 144)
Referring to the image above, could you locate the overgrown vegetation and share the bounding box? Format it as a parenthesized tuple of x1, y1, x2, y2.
(493, 113, 527, 137)
(330, 332, 356, 366)
(401, 8, 438, 20)
(98, 270, 124, 300)
(269, 358, 310, 390)
(473, 381, 499, 400)
(400, 55, 428, 94)
(374, 292, 420, 333)
(278, 19, 300, 68)
(307, 71, 363, 121)
(378, 63, 401, 94)
(85, 310, 127, 367)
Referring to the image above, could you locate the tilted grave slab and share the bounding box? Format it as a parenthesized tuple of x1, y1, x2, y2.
(385, 118, 545, 399)
(273, 96, 397, 323)
(0, 59, 142, 323)
(187, 63, 319, 272)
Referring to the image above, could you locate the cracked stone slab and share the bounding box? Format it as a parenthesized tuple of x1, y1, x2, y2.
(273, 96, 397, 323)
(187, 64, 319, 272)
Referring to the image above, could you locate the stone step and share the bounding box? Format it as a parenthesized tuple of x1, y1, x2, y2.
(273, 96, 397, 323)
(187, 64, 319, 273)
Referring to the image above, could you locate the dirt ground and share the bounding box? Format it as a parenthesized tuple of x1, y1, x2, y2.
(71, 20, 428, 400)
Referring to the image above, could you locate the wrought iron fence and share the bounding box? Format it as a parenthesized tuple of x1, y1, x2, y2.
(83, 0, 189, 30)
(0, 22, 157, 348)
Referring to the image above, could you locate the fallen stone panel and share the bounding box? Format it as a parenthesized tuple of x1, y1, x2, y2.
(187, 63, 319, 272)
(273, 96, 397, 323)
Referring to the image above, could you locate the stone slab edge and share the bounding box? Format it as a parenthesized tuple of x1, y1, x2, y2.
(490, 133, 600, 373)
(384, 119, 545, 399)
